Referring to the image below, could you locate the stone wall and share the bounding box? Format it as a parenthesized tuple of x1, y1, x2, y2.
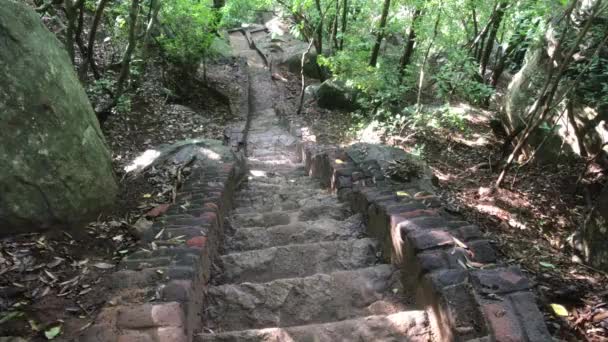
(287, 123, 551, 341)
(80, 150, 246, 342)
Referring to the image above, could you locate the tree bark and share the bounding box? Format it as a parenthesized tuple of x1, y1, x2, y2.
(115, 0, 141, 99)
(314, 0, 324, 55)
(480, 1, 508, 78)
(330, 0, 340, 53)
(416, 9, 441, 109)
(339, 0, 348, 50)
(80, 0, 109, 80)
(489, 20, 532, 87)
(64, 0, 82, 64)
(75, 0, 86, 56)
(298, 38, 316, 115)
(399, 7, 422, 79)
(369, 0, 391, 67)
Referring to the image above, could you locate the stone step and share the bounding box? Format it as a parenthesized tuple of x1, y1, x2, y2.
(234, 195, 336, 213)
(197, 311, 430, 342)
(230, 204, 351, 228)
(236, 188, 325, 202)
(225, 216, 365, 252)
(205, 265, 408, 331)
(218, 238, 379, 283)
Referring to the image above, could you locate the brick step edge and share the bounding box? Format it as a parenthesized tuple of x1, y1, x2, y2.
(286, 123, 551, 342)
(79, 157, 247, 342)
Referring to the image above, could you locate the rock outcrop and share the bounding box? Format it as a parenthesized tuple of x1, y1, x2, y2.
(0, 1, 118, 234)
(502, 1, 608, 163)
(317, 79, 359, 111)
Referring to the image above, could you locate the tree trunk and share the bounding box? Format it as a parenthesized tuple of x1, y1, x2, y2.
(64, 0, 80, 64)
(369, 0, 391, 67)
(399, 8, 422, 78)
(339, 0, 348, 50)
(75, 0, 86, 56)
(330, 0, 340, 53)
(115, 0, 141, 99)
(80, 0, 109, 80)
(480, 1, 508, 78)
(416, 9, 441, 109)
(143, 0, 161, 45)
(489, 20, 532, 87)
(314, 0, 324, 55)
(298, 38, 316, 115)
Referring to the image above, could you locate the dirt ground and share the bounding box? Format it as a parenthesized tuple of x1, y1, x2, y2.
(271, 65, 608, 341)
(0, 56, 242, 341)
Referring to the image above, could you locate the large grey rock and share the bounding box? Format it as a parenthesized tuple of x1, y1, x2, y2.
(577, 186, 608, 271)
(0, 0, 118, 234)
(346, 143, 436, 192)
(317, 79, 359, 111)
(502, 1, 608, 163)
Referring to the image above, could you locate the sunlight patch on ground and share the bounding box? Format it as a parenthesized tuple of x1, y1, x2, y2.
(451, 133, 491, 147)
(124, 149, 161, 172)
(266, 17, 285, 36)
(249, 170, 268, 178)
(199, 147, 221, 160)
(356, 121, 385, 144)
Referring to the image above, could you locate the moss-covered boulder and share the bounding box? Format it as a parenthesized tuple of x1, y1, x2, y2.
(0, 0, 118, 235)
(317, 79, 359, 111)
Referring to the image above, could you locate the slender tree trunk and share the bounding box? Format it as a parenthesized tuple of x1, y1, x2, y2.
(480, 1, 508, 77)
(115, 0, 141, 99)
(490, 26, 528, 87)
(143, 0, 161, 51)
(80, 0, 109, 79)
(399, 8, 422, 78)
(314, 0, 324, 55)
(339, 0, 348, 50)
(330, 0, 340, 53)
(298, 38, 316, 115)
(369, 0, 391, 67)
(75, 0, 86, 56)
(416, 10, 441, 109)
(64, 0, 81, 63)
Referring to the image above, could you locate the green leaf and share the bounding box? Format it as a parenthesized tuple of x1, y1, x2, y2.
(45, 326, 62, 340)
(539, 261, 556, 269)
(0, 311, 24, 325)
(550, 303, 569, 317)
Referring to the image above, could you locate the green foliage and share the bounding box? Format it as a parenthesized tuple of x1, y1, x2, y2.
(220, 0, 273, 28)
(433, 50, 494, 105)
(159, 0, 216, 65)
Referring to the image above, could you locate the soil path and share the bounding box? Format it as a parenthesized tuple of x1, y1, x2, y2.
(196, 31, 431, 341)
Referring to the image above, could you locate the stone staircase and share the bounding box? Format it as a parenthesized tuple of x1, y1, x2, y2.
(197, 113, 431, 342)
(198, 30, 431, 340)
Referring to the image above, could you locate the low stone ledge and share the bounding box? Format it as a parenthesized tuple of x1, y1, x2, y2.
(293, 137, 551, 341)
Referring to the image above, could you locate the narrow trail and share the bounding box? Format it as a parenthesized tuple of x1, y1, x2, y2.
(196, 31, 431, 341)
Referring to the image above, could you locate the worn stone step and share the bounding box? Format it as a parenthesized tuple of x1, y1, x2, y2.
(218, 238, 379, 283)
(230, 204, 351, 228)
(234, 195, 336, 212)
(236, 188, 325, 202)
(205, 265, 408, 331)
(225, 216, 365, 252)
(197, 311, 430, 342)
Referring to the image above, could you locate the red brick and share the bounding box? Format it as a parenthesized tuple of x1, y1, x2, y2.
(186, 236, 207, 248)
